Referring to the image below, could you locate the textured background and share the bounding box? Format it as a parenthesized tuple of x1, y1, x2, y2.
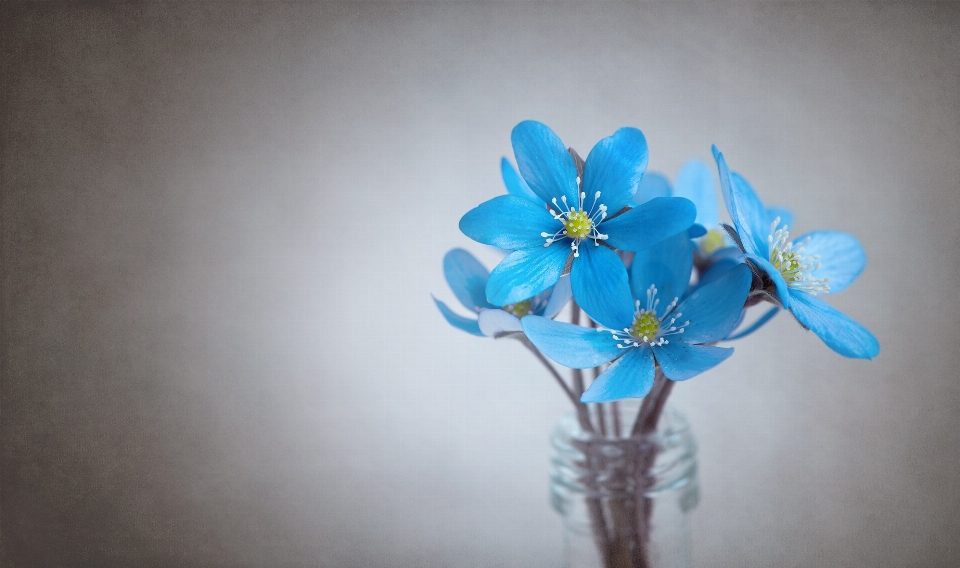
(2, 2, 959, 567)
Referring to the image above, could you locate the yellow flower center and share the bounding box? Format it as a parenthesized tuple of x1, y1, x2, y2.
(563, 209, 593, 240)
(772, 248, 802, 282)
(504, 299, 532, 318)
(767, 217, 830, 295)
(608, 286, 689, 348)
(630, 310, 660, 341)
(701, 228, 726, 254)
(540, 190, 610, 258)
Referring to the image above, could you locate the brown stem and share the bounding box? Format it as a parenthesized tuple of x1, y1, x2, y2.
(607, 499, 634, 568)
(613, 369, 676, 568)
(630, 368, 676, 437)
(631, 371, 664, 437)
(585, 498, 612, 567)
(567, 300, 596, 434)
(641, 379, 677, 434)
(570, 368, 595, 434)
(640, 379, 674, 436)
(593, 368, 607, 437)
(596, 403, 608, 437)
(611, 401, 622, 438)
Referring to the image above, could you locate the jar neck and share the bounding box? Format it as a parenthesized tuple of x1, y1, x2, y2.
(550, 405, 697, 498)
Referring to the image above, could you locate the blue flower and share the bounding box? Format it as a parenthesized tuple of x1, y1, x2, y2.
(637, 160, 793, 258)
(500, 157, 540, 204)
(459, 121, 697, 325)
(671, 160, 730, 255)
(712, 146, 879, 359)
(521, 234, 752, 402)
(433, 248, 571, 337)
(633, 160, 784, 339)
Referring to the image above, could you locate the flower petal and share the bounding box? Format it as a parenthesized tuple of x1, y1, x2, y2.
(433, 296, 483, 337)
(571, 244, 635, 330)
(443, 248, 495, 312)
(582, 127, 648, 213)
(787, 289, 879, 359)
(731, 172, 771, 255)
(674, 263, 751, 343)
(581, 347, 655, 402)
(632, 171, 672, 206)
(501, 157, 540, 203)
(745, 254, 792, 309)
(654, 342, 733, 381)
(674, 159, 719, 228)
(796, 230, 866, 295)
(477, 308, 522, 336)
(602, 197, 697, 252)
(708, 245, 744, 262)
(629, 232, 694, 308)
(694, 256, 742, 291)
(687, 223, 708, 239)
(486, 244, 570, 306)
(712, 146, 768, 257)
(459, 195, 559, 250)
(522, 316, 624, 369)
(541, 274, 572, 319)
(511, 121, 579, 207)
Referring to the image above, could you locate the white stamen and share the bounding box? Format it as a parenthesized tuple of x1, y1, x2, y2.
(767, 218, 830, 295)
(540, 188, 612, 249)
(604, 285, 690, 349)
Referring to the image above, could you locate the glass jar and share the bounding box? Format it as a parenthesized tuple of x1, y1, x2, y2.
(550, 404, 699, 568)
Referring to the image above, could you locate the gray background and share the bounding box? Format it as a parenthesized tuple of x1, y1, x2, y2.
(2, 2, 958, 567)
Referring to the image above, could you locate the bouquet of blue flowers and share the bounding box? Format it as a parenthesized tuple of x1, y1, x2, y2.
(434, 121, 878, 567)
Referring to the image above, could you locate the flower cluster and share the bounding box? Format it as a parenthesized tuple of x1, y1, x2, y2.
(436, 121, 878, 404)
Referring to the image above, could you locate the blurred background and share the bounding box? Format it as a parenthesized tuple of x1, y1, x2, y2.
(2, 2, 958, 566)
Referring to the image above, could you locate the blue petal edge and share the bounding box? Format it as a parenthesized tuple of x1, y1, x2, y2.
(633, 171, 672, 205)
(542, 275, 572, 319)
(459, 195, 559, 250)
(522, 315, 624, 369)
(571, 244, 635, 330)
(501, 157, 540, 203)
(745, 254, 792, 310)
(512, 121, 579, 207)
(674, 263, 751, 343)
(674, 159, 719, 228)
(654, 342, 733, 381)
(486, 244, 570, 306)
(788, 289, 879, 359)
(629, 231, 694, 306)
(796, 230, 867, 295)
(582, 127, 648, 213)
(712, 146, 768, 257)
(581, 348, 655, 402)
(443, 248, 494, 312)
(602, 196, 697, 252)
(477, 308, 522, 337)
(433, 296, 483, 337)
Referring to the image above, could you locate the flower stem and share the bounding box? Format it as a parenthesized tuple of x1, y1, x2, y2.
(631, 368, 674, 437)
(611, 401, 622, 438)
(642, 379, 674, 436)
(570, 368, 594, 433)
(569, 300, 596, 433)
(596, 402, 608, 437)
(517, 336, 579, 407)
